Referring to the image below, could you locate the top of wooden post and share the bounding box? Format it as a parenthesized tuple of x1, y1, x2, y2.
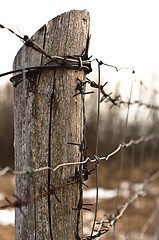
(11, 9, 90, 81)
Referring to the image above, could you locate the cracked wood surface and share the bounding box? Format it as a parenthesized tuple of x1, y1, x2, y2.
(13, 10, 90, 240)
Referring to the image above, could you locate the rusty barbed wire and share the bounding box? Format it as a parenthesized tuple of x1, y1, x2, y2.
(0, 23, 92, 86)
(0, 180, 77, 210)
(0, 24, 63, 60)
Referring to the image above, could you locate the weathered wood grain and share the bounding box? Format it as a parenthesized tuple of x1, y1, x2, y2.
(12, 10, 90, 240)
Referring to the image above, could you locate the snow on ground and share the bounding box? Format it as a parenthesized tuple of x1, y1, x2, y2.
(0, 180, 142, 226)
(83, 181, 145, 201)
(0, 192, 14, 225)
(0, 209, 14, 225)
(83, 188, 117, 200)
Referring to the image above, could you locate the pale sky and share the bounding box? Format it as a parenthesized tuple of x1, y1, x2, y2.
(0, 0, 159, 92)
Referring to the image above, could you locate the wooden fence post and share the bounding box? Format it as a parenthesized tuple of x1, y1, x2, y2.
(11, 10, 90, 240)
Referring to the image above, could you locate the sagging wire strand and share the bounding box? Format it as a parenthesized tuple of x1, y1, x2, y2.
(89, 59, 102, 238)
(74, 78, 88, 239)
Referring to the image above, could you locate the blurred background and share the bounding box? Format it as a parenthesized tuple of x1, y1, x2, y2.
(1, 1, 159, 239)
(0, 83, 14, 168)
(0, 72, 159, 239)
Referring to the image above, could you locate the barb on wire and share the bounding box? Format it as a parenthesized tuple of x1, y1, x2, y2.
(31, 181, 76, 203)
(0, 180, 76, 211)
(0, 193, 29, 216)
(0, 193, 29, 210)
(0, 23, 53, 60)
(79, 74, 159, 111)
(83, 77, 159, 110)
(86, 77, 120, 105)
(73, 78, 94, 97)
(73, 198, 93, 212)
(82, 228, 109, 239)
(70, 167, 94, 187)
(0, 24, 51, 58)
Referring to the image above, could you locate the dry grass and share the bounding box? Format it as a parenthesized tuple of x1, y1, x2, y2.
(0, 175, 15, 240)
(0, 225, 14, 240)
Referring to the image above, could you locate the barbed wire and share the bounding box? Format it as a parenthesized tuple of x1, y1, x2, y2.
(1, 23, 159, 112)
(119, 99, 159, 111)
(0, 180, 77, 212)
(1, 23, 159, 240)
(77, 77, 159, 111)
(0, 133, 158, 178)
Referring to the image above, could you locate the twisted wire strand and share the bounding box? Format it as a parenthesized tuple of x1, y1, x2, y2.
(0, 133, 158, 177)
